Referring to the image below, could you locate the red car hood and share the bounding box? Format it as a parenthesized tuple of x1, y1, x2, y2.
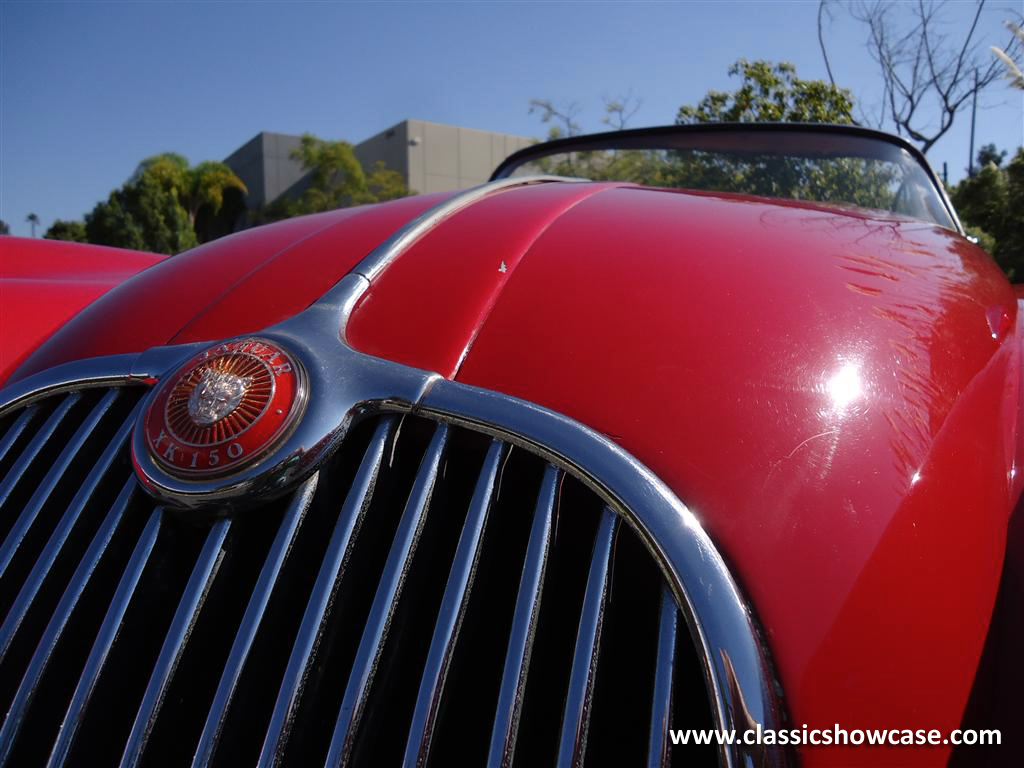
(10, 182, 1021, 765)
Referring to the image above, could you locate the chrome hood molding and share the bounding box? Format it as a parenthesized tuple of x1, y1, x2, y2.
(0, 176, 787, 767)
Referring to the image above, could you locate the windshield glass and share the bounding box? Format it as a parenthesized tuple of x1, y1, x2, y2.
(495, 127, 956, 229)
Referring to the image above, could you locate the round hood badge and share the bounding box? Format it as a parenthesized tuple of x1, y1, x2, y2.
(144, 338, 305, 478)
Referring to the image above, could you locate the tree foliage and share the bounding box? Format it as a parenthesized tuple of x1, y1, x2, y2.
(0, 220, 9, 235)
(259, 135, 410, 222)
(952, 147, 1024, 279)
(530, 61, 897, 211)
(86, 165, 197, 254)
(676, 59, 855, 125)
(975, 143, 1007, 168)
(44, 219, 87, 243)
(73, 154, 247, 254)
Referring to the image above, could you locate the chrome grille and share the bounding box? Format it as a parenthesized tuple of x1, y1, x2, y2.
(0, 386, 718, 767)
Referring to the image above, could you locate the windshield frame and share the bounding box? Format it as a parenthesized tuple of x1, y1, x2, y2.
(490, 123, 963, 234)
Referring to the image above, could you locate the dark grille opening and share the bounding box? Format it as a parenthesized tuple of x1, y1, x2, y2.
(0, 392, 97, 549)
(140, 499, 291, 768)
(346, 425, 490, 768)
(68, 516, 209, 766)
(0, 390, 142, 641)
(0, 387, 723, 768)
(427, 446, 547, 766)
(587, 526, 664, 764)
(208, 413, 392, 767)
(512, 474, 604, 768)
(4, 480, 153, 766)
(0, 404, 47, 488)
(671, 606, 719, 767)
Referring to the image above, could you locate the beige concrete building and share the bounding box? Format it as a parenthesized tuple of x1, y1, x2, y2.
(224, 119, 535, 212)
(354, 119, 535, 195)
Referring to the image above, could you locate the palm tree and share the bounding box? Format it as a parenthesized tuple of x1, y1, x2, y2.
(25, 213, 40, 237)
(138, 154, 248, 228)
(184, 162, 248, 228)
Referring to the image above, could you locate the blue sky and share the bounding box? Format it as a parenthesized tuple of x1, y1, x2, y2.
(2, 0, 1022, 238)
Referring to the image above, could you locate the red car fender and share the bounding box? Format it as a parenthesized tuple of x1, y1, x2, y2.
(0, 237, 166, 385)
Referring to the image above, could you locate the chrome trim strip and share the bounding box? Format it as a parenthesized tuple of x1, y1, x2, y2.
(325, 424, 449, 768)
(348, 176, 584, 285)
(0, 406, 37, 467)
(0, 355, 139, 416)
(47, 508, 161, 768)
(0, 396, 137, 660)
(0, 346, 207, 418)
(193, 474, 319, 768)
(0, 477, 137, 765)
(486, 464, 558, 768)
(647, 588, 678, 768)
(257, 419, 393, 767)
(0, 393, 80, 512)
(402, 438, 506, 768)
(0, 391, 114, 584)
(555, 508, 616, 768)
(120, 519, 230, 767)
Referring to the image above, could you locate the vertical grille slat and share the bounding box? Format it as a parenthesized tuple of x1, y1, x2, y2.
(0, 383, 735, 768)
(402, 438, 507, 768)
(45, 509, 162, 768)
(120, 519, 231, 767)
(0, 399, 139, 660)
(192, 474, 320, 768)
(0, 406, 37, 468)
(556, 508, 617, 768)
(325, 423, 449, 768)
(0, 393, 81, 514)
(647, 588, 679, 768)
(487, 464, 559, 768)
(256, 418, 394, 767)
(0, 476, 138, 765)
(0, 391, 111, 580)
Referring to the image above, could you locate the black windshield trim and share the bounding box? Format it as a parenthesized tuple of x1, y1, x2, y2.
(490, 123, 962, 234)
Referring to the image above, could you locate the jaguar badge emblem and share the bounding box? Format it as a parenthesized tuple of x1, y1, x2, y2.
(187, 369, 253, 426)
(143, 338, 305, 478)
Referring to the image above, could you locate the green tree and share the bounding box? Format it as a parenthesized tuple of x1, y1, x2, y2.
(531, 61, 889, 209)
(86, 168, 196, 254)
(137, 154, 247, 228)
(83, 154, 247, 254)
(25, 213, 40, 237)
(366, 161, 409, 203)
(976, 143, 1008, 168)
(259, 135, 410, 221)
(45, 219, 87, 242)
(676, 59, 855, 125)
(952, 147, 1024, 279)
(292, 135, 370, 213)
(0, 220, 9, 235)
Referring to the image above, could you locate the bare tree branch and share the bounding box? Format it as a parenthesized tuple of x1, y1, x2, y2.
(827, 0, 1022, 153)
(528, 99, 582, 138)
(601, 90, 643, 130)
(818, 1, 837, 87)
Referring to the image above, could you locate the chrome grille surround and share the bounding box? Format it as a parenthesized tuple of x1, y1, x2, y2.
(0, 177, 788, 766)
